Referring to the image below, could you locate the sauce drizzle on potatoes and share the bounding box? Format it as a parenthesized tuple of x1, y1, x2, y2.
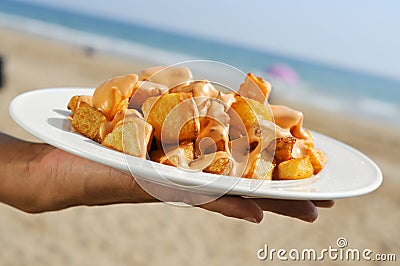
(67, 66, 327, 180)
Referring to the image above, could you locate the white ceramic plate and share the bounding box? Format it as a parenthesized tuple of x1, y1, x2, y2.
(9, 88, 382, 200)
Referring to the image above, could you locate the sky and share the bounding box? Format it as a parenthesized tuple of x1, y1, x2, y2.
(15, 0, 400, 80)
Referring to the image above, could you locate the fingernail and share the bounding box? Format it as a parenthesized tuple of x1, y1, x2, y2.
(243, 217, 259, 223)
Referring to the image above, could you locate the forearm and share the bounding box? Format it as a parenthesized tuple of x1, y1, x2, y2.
(0, 133, 50, 211)
(0, 132, 155, 212)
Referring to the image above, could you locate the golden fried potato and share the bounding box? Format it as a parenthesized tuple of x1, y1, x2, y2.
(273, 137, 296, 163)
(68, 95, 79, 112)
(303, 129, 315, 148)
(139, 66, 193, 88)
(129, 81, 168, 110)
(244, 150, 275, 180)
(102, 117, 153, 158)
(229, 95, 272, 130)
(67, 95, 92, 114)
(92, 74, 138, 121)
(71, 101, 106, 143)
(189, 151, 232, 175)
(238, 73, 272, 103)
(142, 93, 200, 144)
(307, 147, 327, 174)
(276, 157, 314, 180)
(150, 141, 194, 167)
(204, 157, 232, 175)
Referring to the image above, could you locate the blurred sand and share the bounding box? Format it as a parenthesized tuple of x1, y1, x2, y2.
(0, 28, 399, 266)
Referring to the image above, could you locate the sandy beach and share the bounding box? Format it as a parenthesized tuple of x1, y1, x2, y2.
(0, 27, 399, 266)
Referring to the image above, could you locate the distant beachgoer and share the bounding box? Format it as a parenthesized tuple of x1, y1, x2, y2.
(0, 55, 4, 89)
(84, 46, 95, 57)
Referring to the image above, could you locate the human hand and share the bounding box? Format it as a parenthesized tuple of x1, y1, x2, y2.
(0, 134, 334, 223)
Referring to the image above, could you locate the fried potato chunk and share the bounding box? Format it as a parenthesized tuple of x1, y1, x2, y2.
(274, 137, 296, 163)
(142, 93, 200, 144)
(303, 129, 315, 148)
(189, 151, 233, 175)
(150, 141, 194, 167)
(204, 157, 232, 175)
(139, 66, 193, 88)
(102, 117, 153, 158)
(71, 102, 106, 143)
(230, 95, 272, 130)
(244, 150, 275, 180)
(128, 81, 168, 110)
(68, 95, 80, 112)
(92, 74, 138, 121)
(276, 157, 314, 180)
(238, 73, 272, 103)
(67, 95, 92, 113)
(307, 147, 327, 174)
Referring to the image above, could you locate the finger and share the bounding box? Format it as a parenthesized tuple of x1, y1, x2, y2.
(250, 198, 318, 223)
(136, 179, 214, 204)
(311, 200, 335, 208)
(200, 196, 263, 223)
(135, 181, 264, 223)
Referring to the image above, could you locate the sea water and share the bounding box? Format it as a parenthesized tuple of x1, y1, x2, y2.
(1, 0, 399, 125)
